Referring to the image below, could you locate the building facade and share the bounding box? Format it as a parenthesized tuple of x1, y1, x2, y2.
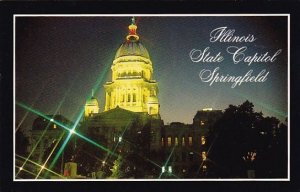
(160, 109, 222, 177)
(26, 18, 223, 179)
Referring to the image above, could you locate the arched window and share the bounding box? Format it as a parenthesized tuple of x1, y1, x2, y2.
(133, 93, 136, 102)
(182, 136, 185, 146)
(161, 137, 164, 147)
(202, 151, 207, 161)
(188, 136, 193, 146)
(167, 136, 172, 147)
(122, 94, 125, 102)
(175, 137, 179, 146)
(201, 136, 206, 145)
(127, 94, 131, 102)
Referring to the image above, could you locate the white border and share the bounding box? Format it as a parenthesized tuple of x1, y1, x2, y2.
(13, 14, 290, 182)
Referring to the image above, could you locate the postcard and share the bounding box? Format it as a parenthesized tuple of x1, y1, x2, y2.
(13, 14, 289, 181)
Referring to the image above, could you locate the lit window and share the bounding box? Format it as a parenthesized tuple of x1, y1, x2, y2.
(175, 137, 178, 146)
(167, 136, 172, 147)
(203, 165, 207, 172)
(182, 137, 185, 146)
(168, 166, 172, 173)
(201, 136, 206, 145)
(189, 152, 194, 161)
(188, 136, 193, 146)
(53, 124, 57, 129)
(200, 120, 205, 126)
(161, 137, 164, 147)
(202, 151, 207, 161)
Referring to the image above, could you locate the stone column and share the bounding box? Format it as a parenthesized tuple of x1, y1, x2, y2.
(117, 87, 120, 106)
(105, 92, 108, 110)
(139, 86, 142, 106)
(130, 89, 133, 106)
(125, 88, 127, 106)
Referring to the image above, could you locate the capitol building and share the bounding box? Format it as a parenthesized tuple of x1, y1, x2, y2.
(23, 18, 222, 179)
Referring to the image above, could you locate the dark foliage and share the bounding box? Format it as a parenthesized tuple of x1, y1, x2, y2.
(15, 130, 29, 156)
(209, 100, 287, 178)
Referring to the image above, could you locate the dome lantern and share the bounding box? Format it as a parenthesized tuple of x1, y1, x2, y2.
(126, 17, 139, 41)
(115, 17, 150, 60)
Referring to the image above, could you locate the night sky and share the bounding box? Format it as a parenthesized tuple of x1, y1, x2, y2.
(15, 16, 288, 132)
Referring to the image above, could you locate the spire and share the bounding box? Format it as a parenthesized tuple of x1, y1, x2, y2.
(126, 17, 139, 41)
(131, 17, 136, 25)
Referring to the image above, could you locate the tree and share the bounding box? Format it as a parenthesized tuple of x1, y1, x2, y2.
(42, 132, 75, 176)
(16, 130, 29, 156)
(73, 134, 108, 177)
(257, 121, 287, 178)
(273, 122, 287, 177)
(209, 100, 283, 178)
(109, 155, 125, 178)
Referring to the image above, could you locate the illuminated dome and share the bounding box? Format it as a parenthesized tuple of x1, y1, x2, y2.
(86, 97, 99, 106)
(114, 17, 150, 60)
(115, 41, 150, 59)
(85, 91, 100, 118)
